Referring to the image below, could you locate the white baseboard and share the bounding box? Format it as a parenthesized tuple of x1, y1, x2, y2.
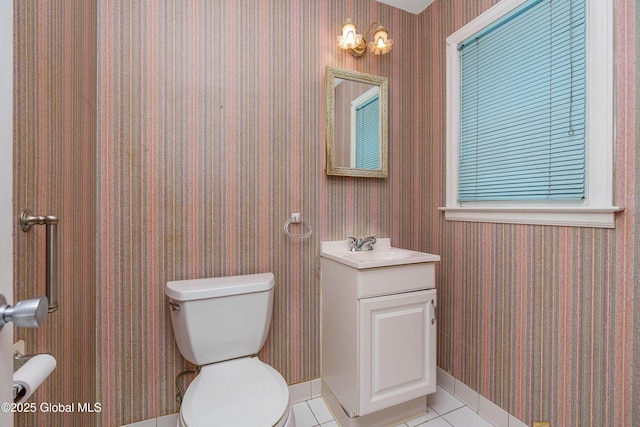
(288, 378, 324, 403)
(436, 368, 527, 427)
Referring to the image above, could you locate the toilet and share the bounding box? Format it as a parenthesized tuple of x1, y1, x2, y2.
(166, 272, 295, 427)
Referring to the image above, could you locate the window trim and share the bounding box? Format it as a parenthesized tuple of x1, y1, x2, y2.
(440, 0, 622, 228)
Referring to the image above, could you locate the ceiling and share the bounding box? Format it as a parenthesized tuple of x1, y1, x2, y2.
(376, 0, 436, 15)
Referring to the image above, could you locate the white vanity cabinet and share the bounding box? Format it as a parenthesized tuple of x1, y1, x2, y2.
(358, 288, 437, 415)
(320, 239, 439, 418)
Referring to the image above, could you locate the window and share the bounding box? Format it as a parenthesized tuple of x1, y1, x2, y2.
(352, 87, 381, 169)
(442, 0, 620, 228)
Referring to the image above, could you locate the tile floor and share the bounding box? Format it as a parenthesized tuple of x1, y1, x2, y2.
(293, 386, 495, 427)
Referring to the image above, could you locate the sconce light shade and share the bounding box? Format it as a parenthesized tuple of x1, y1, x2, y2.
(337, 19, 363, 50)
(338, 19, 393, 58)
(369, 26, 393, 55)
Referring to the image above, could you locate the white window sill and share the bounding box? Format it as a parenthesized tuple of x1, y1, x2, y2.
(439, 206, 624, 228)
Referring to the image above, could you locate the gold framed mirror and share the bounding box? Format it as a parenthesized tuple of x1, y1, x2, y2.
(325, 66, 388, 178)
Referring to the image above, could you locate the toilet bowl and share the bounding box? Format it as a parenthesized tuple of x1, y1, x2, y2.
(166, 273, 295, 427)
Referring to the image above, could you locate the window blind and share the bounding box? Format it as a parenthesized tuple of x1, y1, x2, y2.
(355, 95, 380, 169)
(458, 0, 586, 201)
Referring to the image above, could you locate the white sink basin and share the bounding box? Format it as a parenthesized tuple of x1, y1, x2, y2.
(320, 238, 440, 269)
(342, 249, 418, 261)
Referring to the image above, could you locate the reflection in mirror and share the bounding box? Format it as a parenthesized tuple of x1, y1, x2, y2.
(326, 66, 388, 178)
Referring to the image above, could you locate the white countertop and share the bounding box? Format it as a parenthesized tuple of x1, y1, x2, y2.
(320, 238, 440, 269)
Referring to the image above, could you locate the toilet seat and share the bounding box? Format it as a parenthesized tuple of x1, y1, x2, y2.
(179, 357, 290, 427)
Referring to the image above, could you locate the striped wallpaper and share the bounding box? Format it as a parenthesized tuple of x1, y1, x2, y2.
(12, 0, 638, 426)
(418, 1, 639, 427)
(95, 1, 416, 425)
(13, 1, 97, 426)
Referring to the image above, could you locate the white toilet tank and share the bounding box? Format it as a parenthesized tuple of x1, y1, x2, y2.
(166, 272, 275, 365)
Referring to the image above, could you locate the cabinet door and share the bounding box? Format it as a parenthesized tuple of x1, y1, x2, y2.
(358, 289, 437, 416)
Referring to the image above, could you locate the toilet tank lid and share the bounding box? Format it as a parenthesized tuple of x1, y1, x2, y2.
(165, 272, 275, 301)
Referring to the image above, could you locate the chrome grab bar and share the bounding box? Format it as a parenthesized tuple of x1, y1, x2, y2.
(20, 209, 59, 313)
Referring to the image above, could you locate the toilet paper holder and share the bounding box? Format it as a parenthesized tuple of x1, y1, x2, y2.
(14, 348, 36, 371)
(12, 350, 56, 403)
(13, 350, 32, 400)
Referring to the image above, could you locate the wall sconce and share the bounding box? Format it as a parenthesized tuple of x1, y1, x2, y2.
(337, 18, 394, 57)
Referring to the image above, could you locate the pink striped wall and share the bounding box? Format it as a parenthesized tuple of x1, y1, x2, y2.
(417, 1, 639, 426)
(13, 1, 97, 426)
(13, 0, 638, 426)
(96, 1, 418, 425)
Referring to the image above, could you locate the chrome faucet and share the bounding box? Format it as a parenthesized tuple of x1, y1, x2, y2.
(347, 236, 377, 251)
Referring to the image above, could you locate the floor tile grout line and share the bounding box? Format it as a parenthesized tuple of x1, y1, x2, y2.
(305, 400, 321, 426)
(296, 390, 491, 427)
(312, 400, 323, 425)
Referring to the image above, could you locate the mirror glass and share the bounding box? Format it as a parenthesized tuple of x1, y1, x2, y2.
(326, 66, 388, 178)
